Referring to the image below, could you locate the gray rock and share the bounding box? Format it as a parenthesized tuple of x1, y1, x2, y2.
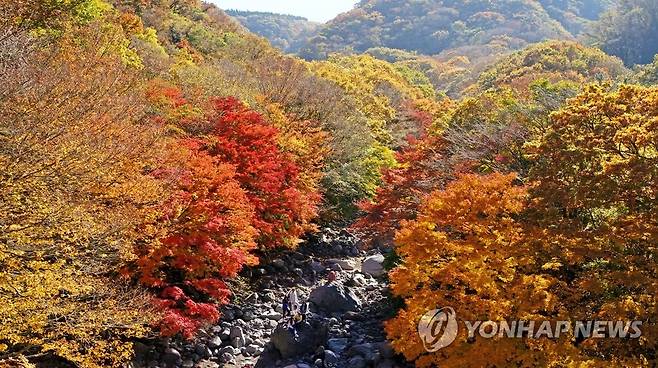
(271, 319, 328, 359)
(243, 310, 256, 321)
(263, 311, 283, 321)
(219, 352, 234, 363)
(245, 344, 261, 356)
(348, 356, 367, 368)
(310, 261, 325, 273)
(219, 346, 237, 356)
(324, 350, 340, 367)
(309, 284, 361, 313)
(208, 336, 222, 349)
(326, 338, 349, 354)
(361, 254, 386, 277)
(182, 360, 194, 368)
(231, 336, 245, 349)
(161, 348, 182, 368)
(348, 343, 377, 362)
(194, 343, 211, 358)
(272, 258, 286, 270)
(219, 328, 231, 341)
(230, 326, 244, 340)
(223, 309, 236, 321)
(328, 259, 356, 271)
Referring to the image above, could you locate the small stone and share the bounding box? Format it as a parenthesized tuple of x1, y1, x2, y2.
(219, 352, 234, 363)
(194, 343, 206, 356)
(207, 336, 222, 349)
(330, 242, 343, 254)
(272, 258, 286, 270)
(245, 344, 261, 355)
(263, 311, 283, 321)
(324, 350, 340, 367)
(182, 359, 194, 368)
(223, 309, 236, 321)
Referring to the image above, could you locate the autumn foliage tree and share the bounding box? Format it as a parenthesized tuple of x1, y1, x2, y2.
(385, 85, 658, 367)
(185, 97, 319, 248)
(131, 149, 257, 338)
(0, 8, 166, 367)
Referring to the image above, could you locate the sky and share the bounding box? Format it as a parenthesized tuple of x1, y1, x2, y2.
(211, 0, 357, 23)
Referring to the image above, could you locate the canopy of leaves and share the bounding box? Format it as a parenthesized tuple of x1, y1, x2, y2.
(589, 0, 658, 65)
(298, 0, 612, 59)
(386, 85, 658, 367)
(476, 40, 628, 93)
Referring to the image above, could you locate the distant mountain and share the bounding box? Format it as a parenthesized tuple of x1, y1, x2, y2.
(226, 10, 320, 53)
(298, 0, 613, 59)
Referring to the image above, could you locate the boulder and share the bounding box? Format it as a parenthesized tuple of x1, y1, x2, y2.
(348, 343, 377, 362)
(328, 259, 356, 271)
(161, 348, 182, 368)
(309, 284, 361, 313)
(361, 254, 385, 277)
(326, 338, 349, 354)
(324, 350, 340, 367)
(348, 356, 367, 368)
(271, 319, 328, 359)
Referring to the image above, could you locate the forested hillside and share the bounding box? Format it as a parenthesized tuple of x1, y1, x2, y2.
(225, 10, 319, 53)
(1, 0, 657, 367)
(295, 0, 612, 59)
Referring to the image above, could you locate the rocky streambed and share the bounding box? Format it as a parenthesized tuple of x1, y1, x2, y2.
(132, 229, 412, 368)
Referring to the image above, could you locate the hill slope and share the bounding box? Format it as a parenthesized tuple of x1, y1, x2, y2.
(226, 10, 319, 53)
(263, 0, 610, 59)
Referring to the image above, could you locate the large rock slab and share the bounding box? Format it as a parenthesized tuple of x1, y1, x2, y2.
(309, 284, 361, 313)
(271, 319, 328, 359)
(361, 254, 385, 277)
